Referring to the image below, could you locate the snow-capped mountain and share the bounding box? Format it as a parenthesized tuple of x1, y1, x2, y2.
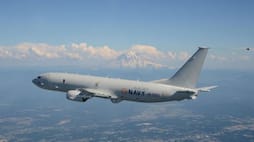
(116, 51, 166, 68)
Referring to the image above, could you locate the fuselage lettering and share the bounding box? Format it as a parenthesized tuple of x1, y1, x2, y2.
(128, 89, 145, 96)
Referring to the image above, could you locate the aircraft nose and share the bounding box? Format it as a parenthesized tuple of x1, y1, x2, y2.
(32, 78, 38, 85)
(32, 78, 45, 87)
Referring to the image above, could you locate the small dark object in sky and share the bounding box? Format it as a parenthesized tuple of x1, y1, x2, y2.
(246, 48, 251, 51)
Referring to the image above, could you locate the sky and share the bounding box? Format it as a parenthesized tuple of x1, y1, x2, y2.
(0, 0, 254, 69)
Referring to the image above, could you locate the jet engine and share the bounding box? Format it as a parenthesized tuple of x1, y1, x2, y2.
(110, 98, 122, 103)
(66, 90, 91, 102)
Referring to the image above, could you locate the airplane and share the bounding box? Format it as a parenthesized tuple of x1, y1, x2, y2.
(32, 47, 217, 103)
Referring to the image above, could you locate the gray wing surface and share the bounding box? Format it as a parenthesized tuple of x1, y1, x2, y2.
(80, 88, 118, 99)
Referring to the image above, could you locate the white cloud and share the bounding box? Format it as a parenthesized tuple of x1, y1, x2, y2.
(71, 43, 119, 59)
(0, 42, 168, 68)
(18, 43, 63, 59)
(178, 51, 189, 61)
(167, 51, 177, 60)
(0, 42, 253, 69)
(209, 54, 228, 61)
(129, 45, 164, 58)
(0, 48, 13, 58)
(65, 52, 83, 60)
(57, 119, 71, 125)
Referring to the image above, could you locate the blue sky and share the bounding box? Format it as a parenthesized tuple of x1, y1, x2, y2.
(0, 0, 253, 69)
(1, 0, 253, 50)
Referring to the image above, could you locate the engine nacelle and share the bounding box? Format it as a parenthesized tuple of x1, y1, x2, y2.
(66, 90, 90, 102)
(110, 98, 122, 103)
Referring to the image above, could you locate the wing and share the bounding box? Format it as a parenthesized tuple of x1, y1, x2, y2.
(79, 88, 122, 103)
(80, 88, 118, 99)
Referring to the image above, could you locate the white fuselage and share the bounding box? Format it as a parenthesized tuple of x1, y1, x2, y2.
(32, 73, 197, 103)
(32, 48, 214, 103)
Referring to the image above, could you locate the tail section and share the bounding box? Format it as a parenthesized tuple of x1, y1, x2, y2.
(154, 47, 208, 88)
(170, 47, 208, 88)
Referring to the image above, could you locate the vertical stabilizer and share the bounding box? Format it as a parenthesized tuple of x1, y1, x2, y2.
(169, 47, 208, 88)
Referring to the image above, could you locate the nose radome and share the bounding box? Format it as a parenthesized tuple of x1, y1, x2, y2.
(32, 79, 38, 85)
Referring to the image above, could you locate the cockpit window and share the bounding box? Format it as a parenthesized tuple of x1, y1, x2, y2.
(37, 76, 41, 79)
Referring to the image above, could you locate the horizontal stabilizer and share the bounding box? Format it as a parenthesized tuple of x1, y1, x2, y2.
(197, 86, 218, 92)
